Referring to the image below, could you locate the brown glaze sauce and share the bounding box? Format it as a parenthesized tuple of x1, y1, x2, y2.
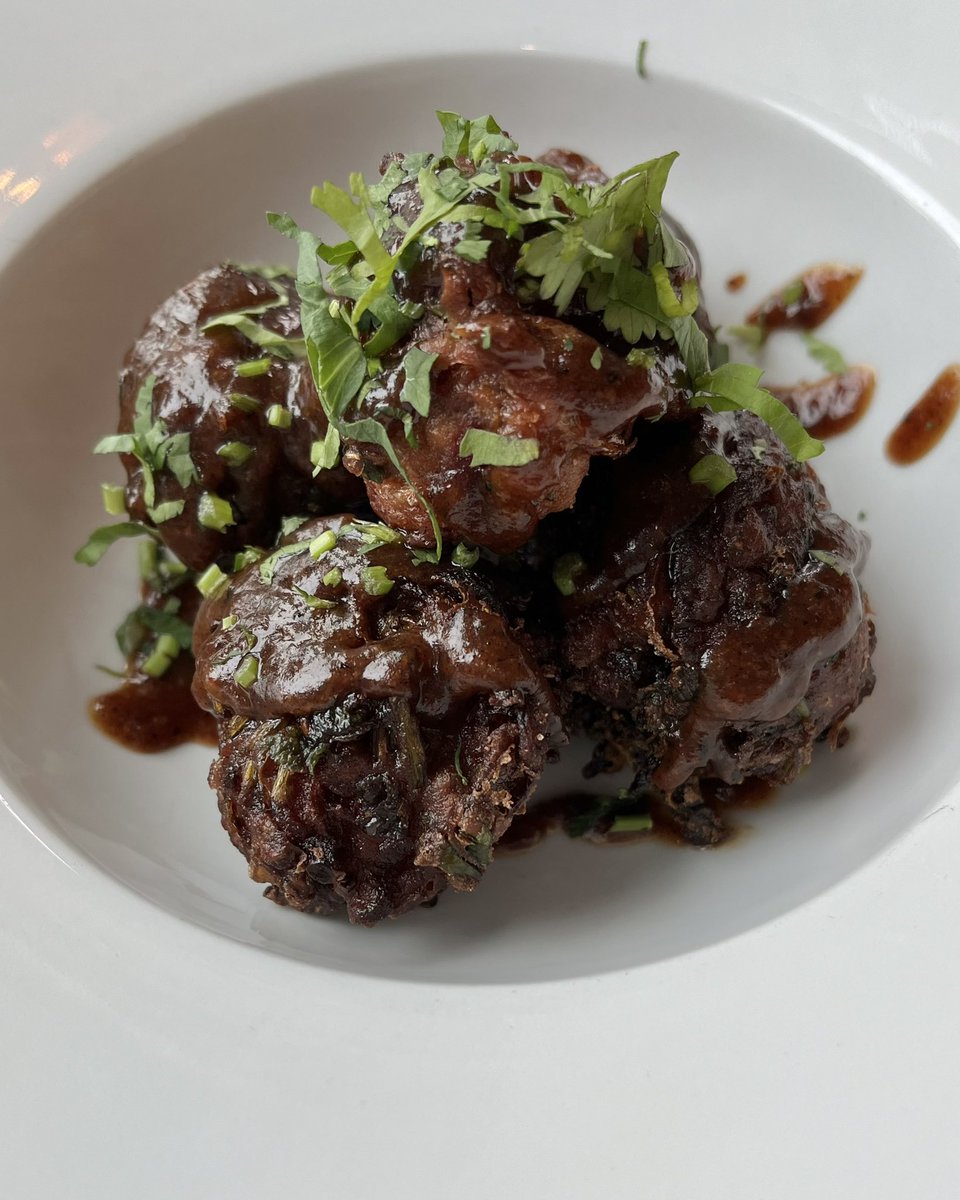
(91, 657, 216, 753)
(747, 263, 863, 332)
(725, 272, 747, 293)
(772, 365, 875, 439)
(886, 364, 960, 465)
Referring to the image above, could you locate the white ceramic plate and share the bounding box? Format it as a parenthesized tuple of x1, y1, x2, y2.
(2, 3, 960, 1196)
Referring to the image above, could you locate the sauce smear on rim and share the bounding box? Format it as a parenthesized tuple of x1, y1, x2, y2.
(886, 364, 960, 465)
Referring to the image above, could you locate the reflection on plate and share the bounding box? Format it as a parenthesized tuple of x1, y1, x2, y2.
(1, 52, 958, 984)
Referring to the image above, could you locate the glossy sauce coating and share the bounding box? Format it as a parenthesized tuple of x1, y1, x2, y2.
(772, 365, 875, 439)
(725, 273, 747, 293)
(886, 364, 960, 464)
(747, 263, 863, 332)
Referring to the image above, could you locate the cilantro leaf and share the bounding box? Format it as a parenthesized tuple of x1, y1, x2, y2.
(692, 363, 824, 462)
(689, 453, 738, 495)
(802, 332, 848, 374)
(459, 428, 540, 468)
(75, 521, 158, 566)
(399, 346, 438, 419)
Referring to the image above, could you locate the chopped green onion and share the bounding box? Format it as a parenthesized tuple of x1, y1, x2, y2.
(147, 499, 185, 524)
(609, 813, 653, 834)
(309, 530, 339, 558)
(141, 648, 173, 678)
(235, 357, 272, 378)
(452, 543, 480, 568)
(310, 425, 341, 473)
(217, 441, 254, 467)
(361, 565, 395, 596)
(197, 492, 236, 532)
(222, 614, 238, 630)
(266, 404, 292, 429)
(293, 585, 337, 610)
(635, 39, 649, 78)
(233, 547, 263, 571)
(233, 654, 260, 688)
(138, 539, 158, 582)
(155, 633, 181, 659)
(552, 552, 587, 596)
(481, 326, 492, 350)
(322, 567, 343, 588)
(810, 549, 845, 575)
(196, 563, 229, 599)
(101, 483, 126, 516)
(229, 392, 261, 413)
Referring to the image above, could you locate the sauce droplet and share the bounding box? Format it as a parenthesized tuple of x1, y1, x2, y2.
(90, 659, 217, 753)
(747, 263, 863, 333)
(886, 364, 960, 465)
(772, 366, 875, 439)
(726, 272, 747, 293)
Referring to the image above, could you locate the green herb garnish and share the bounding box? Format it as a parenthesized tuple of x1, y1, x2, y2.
(197, 492, 235, 532)
(361, 565, 395, 596)
(75, 521, 158, 566)
(265, 404, 292, 429)
(458, 428, 540, 468)
(196, 563, 229, 598)
(100, 483, 126, 516)
(802, 332, 848, 374)
(451, 543, 480, 568)
(233, 654, 260, 688)
(217, 441, 254, 467)
(636, 39, 649, 79)
(552, 552, 587, 596)
(810, 549, 845, 575)
(235, 357, 272, 378)
(692, 364, 824, 462)
(689, 453, 737, 495)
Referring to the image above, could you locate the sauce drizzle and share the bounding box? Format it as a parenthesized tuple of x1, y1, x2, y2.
(747, 262, 863, 333)
(886, 364, 960, 465)
(726, 272, 747, 293)
(772, 366, 875, 439)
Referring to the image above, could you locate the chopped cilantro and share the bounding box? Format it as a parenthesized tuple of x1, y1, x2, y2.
(75, 521, 158, 566)
(689, 453, 737, 495)
(147, 499, 185, 524)
(590, 347, 603, 370)
(458, 428, 540, 468)
(258, 542, 308, 584)
(310, 425, 341, 474)
(802, 332, 848, 374)
(552, 552, 587, 596)
(725, 323, 765, 350)
(399, 346, 438, 419)
(451, 543, 480, 568)
(692, 363, 824, 462)
(293, 585, 337, 610)
(636, 39, 649, 79)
